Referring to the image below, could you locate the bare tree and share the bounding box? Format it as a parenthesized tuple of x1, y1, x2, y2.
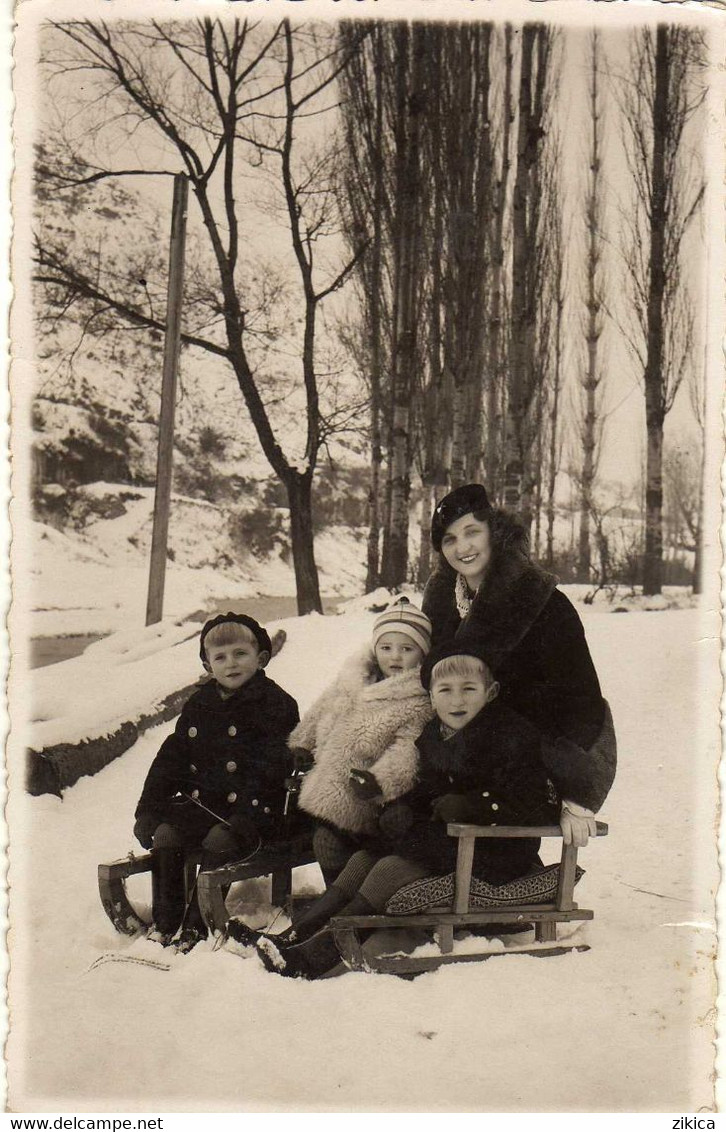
(433, 23, 494, 487)
(484, 24, 515, 498)
(578, 29, 607, 582)
(543, 175, 565, 571)
(504, 23, 558, 529)
(338, 22, 389, 590)
(617, 24, 705, 594)
(34, 18, 368, 614)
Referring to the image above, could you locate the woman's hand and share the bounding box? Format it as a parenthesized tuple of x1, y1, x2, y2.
(560, 799, 597, 847)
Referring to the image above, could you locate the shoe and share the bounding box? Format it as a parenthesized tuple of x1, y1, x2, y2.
(256, 935, 290, 974)
(255, 926, 343, 980)
(147, 927, 175, 948)
(173, 926, 207, 954)
(227, 918, 300, 949)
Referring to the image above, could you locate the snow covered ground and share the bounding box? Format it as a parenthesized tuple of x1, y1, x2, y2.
(7, 596, 719, 1112)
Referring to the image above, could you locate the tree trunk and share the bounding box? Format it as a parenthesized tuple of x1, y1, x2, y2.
(365, 28, 385, 593)
(506, 25, 543, 529)
(416, 482, 436, 587)
(382, 23, 424, 588)
(284, 470, 323, 615)
(579, 30, 604, 584)
(642, 26, 669, 596)
(486, 25, 513, 499)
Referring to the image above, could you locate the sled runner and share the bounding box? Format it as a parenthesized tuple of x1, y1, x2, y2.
(98, 831, 315, 936)
(330, 821, 608, 975)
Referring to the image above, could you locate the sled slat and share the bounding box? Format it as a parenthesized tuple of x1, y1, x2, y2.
(446, 822, 608, 839)
(556, 842, 579, 911)
(331, 907, 593, 931)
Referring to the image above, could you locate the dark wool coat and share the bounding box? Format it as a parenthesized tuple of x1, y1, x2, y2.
(135, 671, 300, 844)
(389, 701, 560, 885)
(422, 521, 616, 812)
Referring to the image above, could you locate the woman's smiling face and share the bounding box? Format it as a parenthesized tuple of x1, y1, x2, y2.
(440, 512, 492, 590)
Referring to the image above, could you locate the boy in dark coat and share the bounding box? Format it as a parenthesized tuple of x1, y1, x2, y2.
(390, 641, 560, 885)
(240, 640, 559, 979)
(134, 612, 299, 951)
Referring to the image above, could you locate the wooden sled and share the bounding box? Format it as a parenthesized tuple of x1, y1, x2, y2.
(98, 831, 315, 937)
(330, 821, 608, 976)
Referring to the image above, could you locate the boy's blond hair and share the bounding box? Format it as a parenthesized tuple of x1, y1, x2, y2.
(203, 620, 258, 657)
(429, 653, 496, 689)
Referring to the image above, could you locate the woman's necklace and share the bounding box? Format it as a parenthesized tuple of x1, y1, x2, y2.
(455, 572, 476, 620)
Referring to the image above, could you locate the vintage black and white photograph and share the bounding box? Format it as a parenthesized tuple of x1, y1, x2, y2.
(7, 0, 723, 1113)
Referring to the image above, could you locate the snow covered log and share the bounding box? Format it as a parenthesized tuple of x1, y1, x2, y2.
(26, 681, 198, 796)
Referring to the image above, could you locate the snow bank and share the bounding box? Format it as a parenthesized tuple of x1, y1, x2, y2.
(8, 602, 718, 1112)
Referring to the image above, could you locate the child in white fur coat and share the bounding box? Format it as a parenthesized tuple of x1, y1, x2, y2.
(291, 598, 433, 884)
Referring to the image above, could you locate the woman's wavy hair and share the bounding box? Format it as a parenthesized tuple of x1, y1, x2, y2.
(434, 506, 529, 576)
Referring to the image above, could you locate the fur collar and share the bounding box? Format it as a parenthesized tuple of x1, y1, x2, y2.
(424, 550, 557, 670)
(336, 644, 425, 702)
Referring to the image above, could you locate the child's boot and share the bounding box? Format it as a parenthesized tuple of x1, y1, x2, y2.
(174, 845, 232, 953)
(151, 846, 187, 937)
(256, 893, 376, 979)
(227, 883, 352, 951)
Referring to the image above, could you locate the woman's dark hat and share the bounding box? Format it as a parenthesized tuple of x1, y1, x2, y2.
(431, 484, 492, 552)
(420, 638, 492, 690)
(199, 612, 272, 667)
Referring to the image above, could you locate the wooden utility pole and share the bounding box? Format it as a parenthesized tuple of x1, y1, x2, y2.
(145, 173, 189, 625)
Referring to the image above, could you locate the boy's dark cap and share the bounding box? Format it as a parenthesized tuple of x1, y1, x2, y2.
(431, 483, 492, 552)
(420, 638, 492, 690)
(200, 612, 272, 667)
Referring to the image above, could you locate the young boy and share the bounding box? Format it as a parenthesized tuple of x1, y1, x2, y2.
(397, 641, 561, 885)
(134, 612, 299, 951)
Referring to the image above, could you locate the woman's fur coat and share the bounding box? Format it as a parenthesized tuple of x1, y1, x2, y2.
(293, 646, 434, 836)
(422, 509, 616, 813)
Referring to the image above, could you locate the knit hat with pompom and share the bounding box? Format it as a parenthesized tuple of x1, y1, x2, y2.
(372, 597, 432, 656)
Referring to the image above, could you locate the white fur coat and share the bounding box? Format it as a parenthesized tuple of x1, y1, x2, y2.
(292, 646, 433, 835)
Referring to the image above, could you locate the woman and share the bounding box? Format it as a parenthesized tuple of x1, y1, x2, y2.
(421, 483, 616, 842)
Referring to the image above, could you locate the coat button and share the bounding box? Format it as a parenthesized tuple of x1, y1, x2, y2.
(228, 725, 237, 737)
(482, 791, 490, 798)
(251, 799, 259, 807)
(191, 789, 200, 799)
(263, 806, 271, 814)
(227, 792, 237, 804)
(448, 776, 454, 784)
(226, 760, 237, 773)
(188, 727, 198, 738)
(491, 803, 499, 811)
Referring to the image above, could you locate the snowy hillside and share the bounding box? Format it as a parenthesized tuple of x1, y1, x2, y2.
(29, 481, 369, 641)
(8, 599, 718, 1112)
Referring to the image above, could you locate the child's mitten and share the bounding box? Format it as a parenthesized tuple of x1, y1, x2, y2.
(134, 813, 158, 850)
(430, 793, 474, 824)
(379, 802, 414, 839)
(349, 768, 383, 800)
(290, 746, 315, 774)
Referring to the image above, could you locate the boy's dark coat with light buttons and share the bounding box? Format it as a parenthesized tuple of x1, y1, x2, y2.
(389, 700, 560, 886)
(135, 670, 300, 844)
